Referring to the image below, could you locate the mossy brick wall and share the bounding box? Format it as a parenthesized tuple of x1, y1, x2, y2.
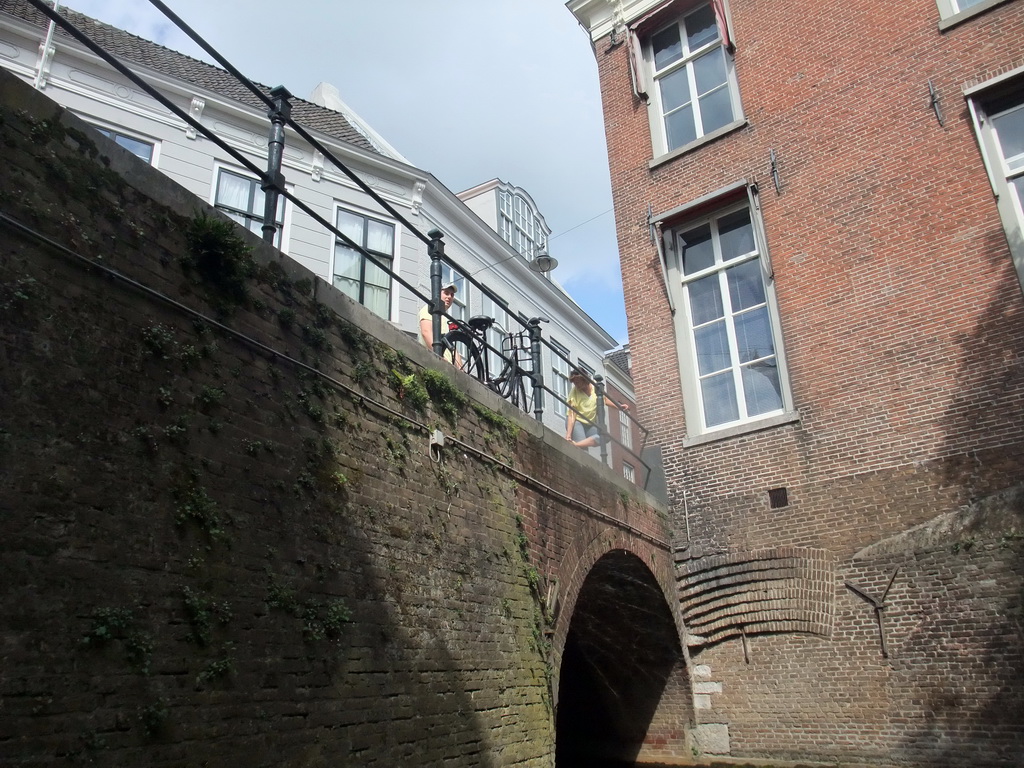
(0, 71, 678, 766)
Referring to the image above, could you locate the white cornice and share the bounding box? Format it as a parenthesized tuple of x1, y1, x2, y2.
(566, 0, 671, 41)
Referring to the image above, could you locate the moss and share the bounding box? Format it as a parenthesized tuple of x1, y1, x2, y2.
(422, 368, 468, 423)
(80, 606, 153, 673)
(472, 403, 519, 445)
(390, 369, 429, 412)
(181, 213, 255, 307)
(173, 482, 225, 541)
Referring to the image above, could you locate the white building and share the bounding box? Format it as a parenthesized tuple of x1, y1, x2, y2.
(0, 0, 643, 470)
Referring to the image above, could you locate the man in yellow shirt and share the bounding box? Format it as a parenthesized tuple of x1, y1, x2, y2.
(418, 283, 462, 367)
(565, 369, 629, 449)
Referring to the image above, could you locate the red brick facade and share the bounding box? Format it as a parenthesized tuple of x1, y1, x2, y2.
(572, 0, 1024, 763)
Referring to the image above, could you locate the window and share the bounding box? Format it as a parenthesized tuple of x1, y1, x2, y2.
(441, 262, 467, 321)
(970, 79, 1024, 294)
(623, 462, 637, 483)
(667, 200, 787, 433)
(936, 0, 1011, 26)
(333, 207, 394, 320)
(92, 126, 155, 164)
(215, 168, 284, 248)
(619, 408, 634, 450)
(481, 292, 510, 374)
(576, 359, 596, 377)
(498, 189, 548, 261)
(646, 2, 740, 155)
(550, 340, 571, 418)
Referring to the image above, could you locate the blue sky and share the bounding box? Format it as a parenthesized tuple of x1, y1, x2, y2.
(60, 0, 628, 344)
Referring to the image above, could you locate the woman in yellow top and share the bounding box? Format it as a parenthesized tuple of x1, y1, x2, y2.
(565, 369, 629, 449)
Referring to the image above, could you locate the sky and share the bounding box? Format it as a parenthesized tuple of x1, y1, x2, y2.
(58, 0, 628, 344)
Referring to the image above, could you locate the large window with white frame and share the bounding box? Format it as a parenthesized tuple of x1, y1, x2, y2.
(215, 168, 284, 248)
(333, 207, 394, 320)
(498, 189, 548, 261)
(668, 200, 788, 434)
(550, 339, 571, 418)
(969, 79, 1024, 293)
(646, 2, 741, 156)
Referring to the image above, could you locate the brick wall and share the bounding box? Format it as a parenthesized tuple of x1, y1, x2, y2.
(0, 70, 684, 766)
(591, 0, 1024, 763)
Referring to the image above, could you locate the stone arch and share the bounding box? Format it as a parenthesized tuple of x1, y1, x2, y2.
(551, 529, 692, 766)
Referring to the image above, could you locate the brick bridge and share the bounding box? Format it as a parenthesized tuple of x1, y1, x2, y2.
(0, 70, 691, 765)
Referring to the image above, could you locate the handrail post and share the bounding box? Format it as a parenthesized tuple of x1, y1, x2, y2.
(528, 318, 544, 421)
(262, 85, 292, 244)
(428, 228, 445, 358)
(595, 374, 609, 465)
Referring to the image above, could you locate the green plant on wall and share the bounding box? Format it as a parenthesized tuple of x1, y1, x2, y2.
(174, 481, 225, 541)
(421, 368, 467, 423)
(181, 586, 232, 647)
(182, 213, 255, 307)
(390, 369, 429, 412)
(265, 570, 351, 644)
(80, 606, 154, 673)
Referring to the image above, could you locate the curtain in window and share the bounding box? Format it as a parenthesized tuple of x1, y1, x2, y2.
(216, 172, 251, 211)
(627, 0, 734, 100)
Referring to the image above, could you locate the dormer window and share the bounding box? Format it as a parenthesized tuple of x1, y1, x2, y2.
(498, 189, 548, 260)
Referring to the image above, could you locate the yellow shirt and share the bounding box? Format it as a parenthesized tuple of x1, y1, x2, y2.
(567, 386, 597, 425)
(418, 304, 455, 363)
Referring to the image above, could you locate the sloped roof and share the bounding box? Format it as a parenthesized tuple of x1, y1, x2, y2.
(0, 0, 379, 153)
(605, 346, 631, 378)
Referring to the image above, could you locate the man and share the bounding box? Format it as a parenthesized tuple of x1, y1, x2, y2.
(565, 368, 629, 449)
(418, 283, 462, 367)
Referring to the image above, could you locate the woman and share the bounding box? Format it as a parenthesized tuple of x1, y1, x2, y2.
(564, 369, 629, 449)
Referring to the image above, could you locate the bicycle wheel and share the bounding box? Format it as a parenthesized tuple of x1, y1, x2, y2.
(492, 365, 530, 412)
(442, 328, 488, 387)
(509, 372, 532, 413)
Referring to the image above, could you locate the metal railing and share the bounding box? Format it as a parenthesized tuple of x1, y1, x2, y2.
(25, 0, 655, 490)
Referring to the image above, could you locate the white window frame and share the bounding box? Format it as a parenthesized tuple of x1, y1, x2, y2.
(619, 408, 634, 450)
(550, 339, 571, 418)
(440, 262, 467, 321)
(498, 189, 548, 261)
(936, 0, 1013, 30)
(211, 164, 289, 251)
(330, 204, 396, 321)
(664, 195, 794, 442)
(967, 73, 1024, 295)
(645, 2, 743, 158)
(85, 121, 159, 166)
(481, 292, 510, 375)
(623, 462, 637, 484)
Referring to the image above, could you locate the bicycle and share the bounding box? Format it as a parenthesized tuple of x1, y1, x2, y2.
(440, 315, 546, 412)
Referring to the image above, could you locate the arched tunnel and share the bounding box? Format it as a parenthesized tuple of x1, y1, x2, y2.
(556, 550, 691, 767)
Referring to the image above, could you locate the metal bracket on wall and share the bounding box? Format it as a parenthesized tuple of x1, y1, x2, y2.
(844, 567, 900, 660)
(928, 79, 945, 128)
(769, 149, 782, 194)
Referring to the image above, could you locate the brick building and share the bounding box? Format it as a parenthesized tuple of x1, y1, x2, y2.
(569, 0, 1024, 764)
